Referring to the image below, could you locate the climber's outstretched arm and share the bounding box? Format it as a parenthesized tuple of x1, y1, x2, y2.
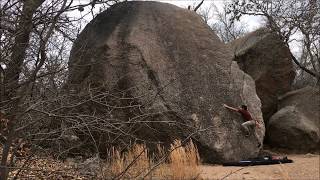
(223, 104, 239, 112)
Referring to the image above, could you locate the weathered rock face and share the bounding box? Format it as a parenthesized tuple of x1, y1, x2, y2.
(228, 29, 296, 122)
(267, 86, 320, 152)
(68, 1, 264, 163)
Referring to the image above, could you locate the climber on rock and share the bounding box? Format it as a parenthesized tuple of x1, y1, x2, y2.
(223, 104, 261, 137)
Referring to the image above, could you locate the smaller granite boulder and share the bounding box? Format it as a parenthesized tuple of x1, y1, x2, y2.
(228, 28, 296, 122)
(267, 86, 320, 151)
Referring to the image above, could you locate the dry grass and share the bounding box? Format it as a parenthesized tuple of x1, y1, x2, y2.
(168, 139, 201, 179)
(106, 143, 151, 178)
(105, 139, 201, 179)
(3, 139, 201, 179)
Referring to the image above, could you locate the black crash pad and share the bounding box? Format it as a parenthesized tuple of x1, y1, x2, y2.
(223, 156, 293, 166)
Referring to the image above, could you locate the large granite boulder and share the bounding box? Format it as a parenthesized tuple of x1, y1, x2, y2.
(228, 28, 296, 122)
(267, 86, 320, 151)
(67, 1, 264, 163)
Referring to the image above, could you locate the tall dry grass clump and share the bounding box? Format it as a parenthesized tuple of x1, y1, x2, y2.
(107, 144, 150, 179)
(169, 139, 201, 179)
(105, 139, 201, 179)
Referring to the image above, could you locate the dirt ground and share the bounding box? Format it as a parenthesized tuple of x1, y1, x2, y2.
(199, 153, 319, 180)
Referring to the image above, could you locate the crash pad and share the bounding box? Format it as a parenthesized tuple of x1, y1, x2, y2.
(223, 156, 293, 166)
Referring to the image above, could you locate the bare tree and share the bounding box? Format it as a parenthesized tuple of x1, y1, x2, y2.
(212, 2, 247, 43)
(187, 0, 205, 12)
(1, 1, 204, 178)
(194, 0, 204, 12)
(194, 2, 247, 43)
(1, 1, 47, 178)
(227, 0, 320, 84)
(0, 0, 120, 178)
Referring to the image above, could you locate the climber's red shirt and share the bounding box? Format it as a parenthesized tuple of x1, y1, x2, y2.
(237, 109, 253, 121)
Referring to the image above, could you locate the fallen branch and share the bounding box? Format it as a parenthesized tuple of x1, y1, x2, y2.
(220, 167, 246, 180)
